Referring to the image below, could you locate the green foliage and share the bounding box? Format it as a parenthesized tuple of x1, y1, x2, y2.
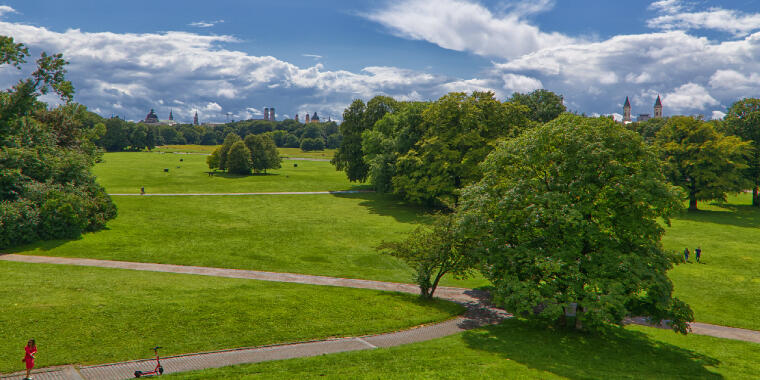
(300, 137, 325, 151)
(510, 89, 566, 123)
(226, 140, 252, 174)
(206, 148, 220, 170)
(378, 214, 473, 298)
(655, 116, 750, 211)
(244, 134, 281, 173)
(724, 98, 760, 206)
(627, 117, 668, 143)
(393, 91, 530, 206)
(458, 114, 692, 333)
(0, 35, 116, 249)
(216, 133, 241, 171)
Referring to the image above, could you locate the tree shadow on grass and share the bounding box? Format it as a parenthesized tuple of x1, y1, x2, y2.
(3, 236, 80, 254)
(331, 192, 435, 224)
(207, 172, 280, 179)
(675, 203, 760, 229)
(462, 319, 722, 379)
(382, 291, 468, 317)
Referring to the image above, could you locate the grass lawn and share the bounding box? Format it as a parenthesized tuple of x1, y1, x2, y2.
(8, 194, 487, 288)
(0, 261, 462, 374)
(662, 193, 760, 331)
(93, 152, 365, 194)
(153, 145, 335, 160)
(167, 319, 760, 379)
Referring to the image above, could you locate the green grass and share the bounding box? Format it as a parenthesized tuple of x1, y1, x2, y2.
(662, 193, 760, 331)
(0, 261, 463, 374)
(93, 152, 365, 194)
(278, 147, 335, 159)
(152, 145, 334, 159)
(167, 319, 760, 379)
(9, 194, 486, 288)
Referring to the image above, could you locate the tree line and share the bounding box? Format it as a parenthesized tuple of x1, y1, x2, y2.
(93, 115, 342, 152)
(1, 36, 116, 249)
(334, 89, 760, 334)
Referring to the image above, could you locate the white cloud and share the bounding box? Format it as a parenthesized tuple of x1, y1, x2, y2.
(365, 0, 575, 59)
(302, 54, 323, 60)
(204, 102, 222, 112)
(648, 0, 760, 37)
(712, 110, 726, 120)
(188, 19, 224, 28)
(0, 5, 16, 17)
(664, 83, 719, 112)
(501, 74, 543, 94)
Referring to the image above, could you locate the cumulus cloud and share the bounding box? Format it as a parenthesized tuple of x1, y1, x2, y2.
(664, 83, 719, 112)
(364, 0, 575, 59)
(0, 5, 15, 17)
(648, 0, 760, 37)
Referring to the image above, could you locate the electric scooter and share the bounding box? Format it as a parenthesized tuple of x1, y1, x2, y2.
(134, 346, 164, 378)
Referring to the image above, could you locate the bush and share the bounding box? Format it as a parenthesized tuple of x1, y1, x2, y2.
(0, 199, 39, 248)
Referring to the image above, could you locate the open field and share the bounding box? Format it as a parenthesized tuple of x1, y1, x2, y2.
(0, 261, 462, 374)
(152, 145, 335, 159)
(662, 193, 760, 331)
(8, 194, 486, 288)
(168, 319, 760, 379)
(93, 152, 365, 194)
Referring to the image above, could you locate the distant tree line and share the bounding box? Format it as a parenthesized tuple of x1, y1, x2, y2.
(92, 116, 342, 152)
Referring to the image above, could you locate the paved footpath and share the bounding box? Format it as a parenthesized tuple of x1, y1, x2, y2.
(108, 190, 374, 196)
(1, 254, 758, 379)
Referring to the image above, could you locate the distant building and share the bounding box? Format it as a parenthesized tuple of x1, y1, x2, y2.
(305, 113, 310, 123)
(193, 111, 199, 126)
(621, 96, 663, 124)
(295, 114, 299, 123)
(142, 109, 176, 125)
(311, 112, 320, 123)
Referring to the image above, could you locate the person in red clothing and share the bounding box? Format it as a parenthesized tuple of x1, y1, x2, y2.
(22, 339, 36, 380)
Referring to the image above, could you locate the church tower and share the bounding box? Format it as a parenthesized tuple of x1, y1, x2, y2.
(305, 113, 310, 123)
(654, 95, 663, 119)
(169, 109, 174, 121)
(295, 114, 299, 123)
(193, 111, 199, 126)
(623, 96, 632, 123)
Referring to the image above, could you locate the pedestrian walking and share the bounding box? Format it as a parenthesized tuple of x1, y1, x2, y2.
(140, 186, 145, 195)
(695, 247, 701, 263)
(684, 248, 690, 262)
(22, 339, 36, 380)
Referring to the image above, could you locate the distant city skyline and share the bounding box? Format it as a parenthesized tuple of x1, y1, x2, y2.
(1, 0, 759, 122)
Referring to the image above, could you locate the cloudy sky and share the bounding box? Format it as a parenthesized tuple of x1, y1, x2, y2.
(1, 0, 759, 122)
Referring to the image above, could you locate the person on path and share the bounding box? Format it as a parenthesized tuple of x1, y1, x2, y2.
(695, 247, 701, 263)
(140, 186, 145, 195)
(22, 339, 36, 380)
(684, 248, 690, 262)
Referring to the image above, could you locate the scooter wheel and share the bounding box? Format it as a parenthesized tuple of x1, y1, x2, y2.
(134, 370, 142, 378)
(159, 366, 164, 375)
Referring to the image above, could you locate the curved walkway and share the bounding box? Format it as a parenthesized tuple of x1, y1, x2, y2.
(1, 254, 758, 379)
(108, 190, 374, 196)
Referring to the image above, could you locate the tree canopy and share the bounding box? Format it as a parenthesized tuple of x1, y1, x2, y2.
(655, 116, 750, 211)
(457, 114, 692, 333)
(510, 89, 566, 124)
(0, 35, 116, 248)
(724, 98, 760, 206)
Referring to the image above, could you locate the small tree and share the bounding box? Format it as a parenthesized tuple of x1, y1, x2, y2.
(206, 148, 220, 170)
(226, 141, 252, 174)
(217, 133, 241, 171)
(378, 215, 473, 299)
(458, 114, 693, 333)
(244, 134, 281, 173)
(656, 116, 750, 211)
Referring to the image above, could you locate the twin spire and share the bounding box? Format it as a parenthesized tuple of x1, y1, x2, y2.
(623, 95, 662, 123)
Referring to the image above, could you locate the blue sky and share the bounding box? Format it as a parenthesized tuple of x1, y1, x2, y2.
(1, 0, 759, 122)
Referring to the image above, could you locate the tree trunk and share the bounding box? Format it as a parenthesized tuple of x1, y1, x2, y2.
(689, 196, 698, 212)
(754, 187, 759, 207)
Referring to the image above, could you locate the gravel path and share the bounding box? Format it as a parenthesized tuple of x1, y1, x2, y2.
(1, 254, 757, 379)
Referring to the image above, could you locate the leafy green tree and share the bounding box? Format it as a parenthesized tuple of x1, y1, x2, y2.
(458, 114, 692, 333)
(332, 99, 368, 181)
(284, 133, 299, 148)
(302, 124, 323, 139)
(244, 134, 281, 173)
(217, 133, 241, 171)
(627, 117, 668, 144)
(378, 214, 473, 298)
(101, 117, 130, 151)
(510, 89, 566, 123)
(393, 91, 530, 206)
(724, 98, 760, 206)
(129, 124, 149, 151)
(200, 130, 217, 145)
(206, 149, 220, 170)
(656, 116, 750, 211)
(0, 35, 116, 248)
(300, 137, 325, 151)
(226, 141, 252, 174)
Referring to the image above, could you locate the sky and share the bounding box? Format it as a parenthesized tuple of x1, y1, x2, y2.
(1, 0, 759, 122)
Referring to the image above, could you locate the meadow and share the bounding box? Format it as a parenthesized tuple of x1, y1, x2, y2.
(152, 145, 335, 159)
(167, 319, 760, 379)
(93, 152, 364, 194)
(0, 261, 462, 373)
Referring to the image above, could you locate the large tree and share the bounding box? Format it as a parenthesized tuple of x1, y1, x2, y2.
(226, 141, 252, 175)
(656, 116, 750, 211)
(458, 114, 693, 333)
(510, 89, 566, 123)
(724, 98, 760, 206)
(244, 134, 281, 173)
(392, 91, 530, 206)
(214, 133, 241, 171)
(0, 35, 116, 248)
